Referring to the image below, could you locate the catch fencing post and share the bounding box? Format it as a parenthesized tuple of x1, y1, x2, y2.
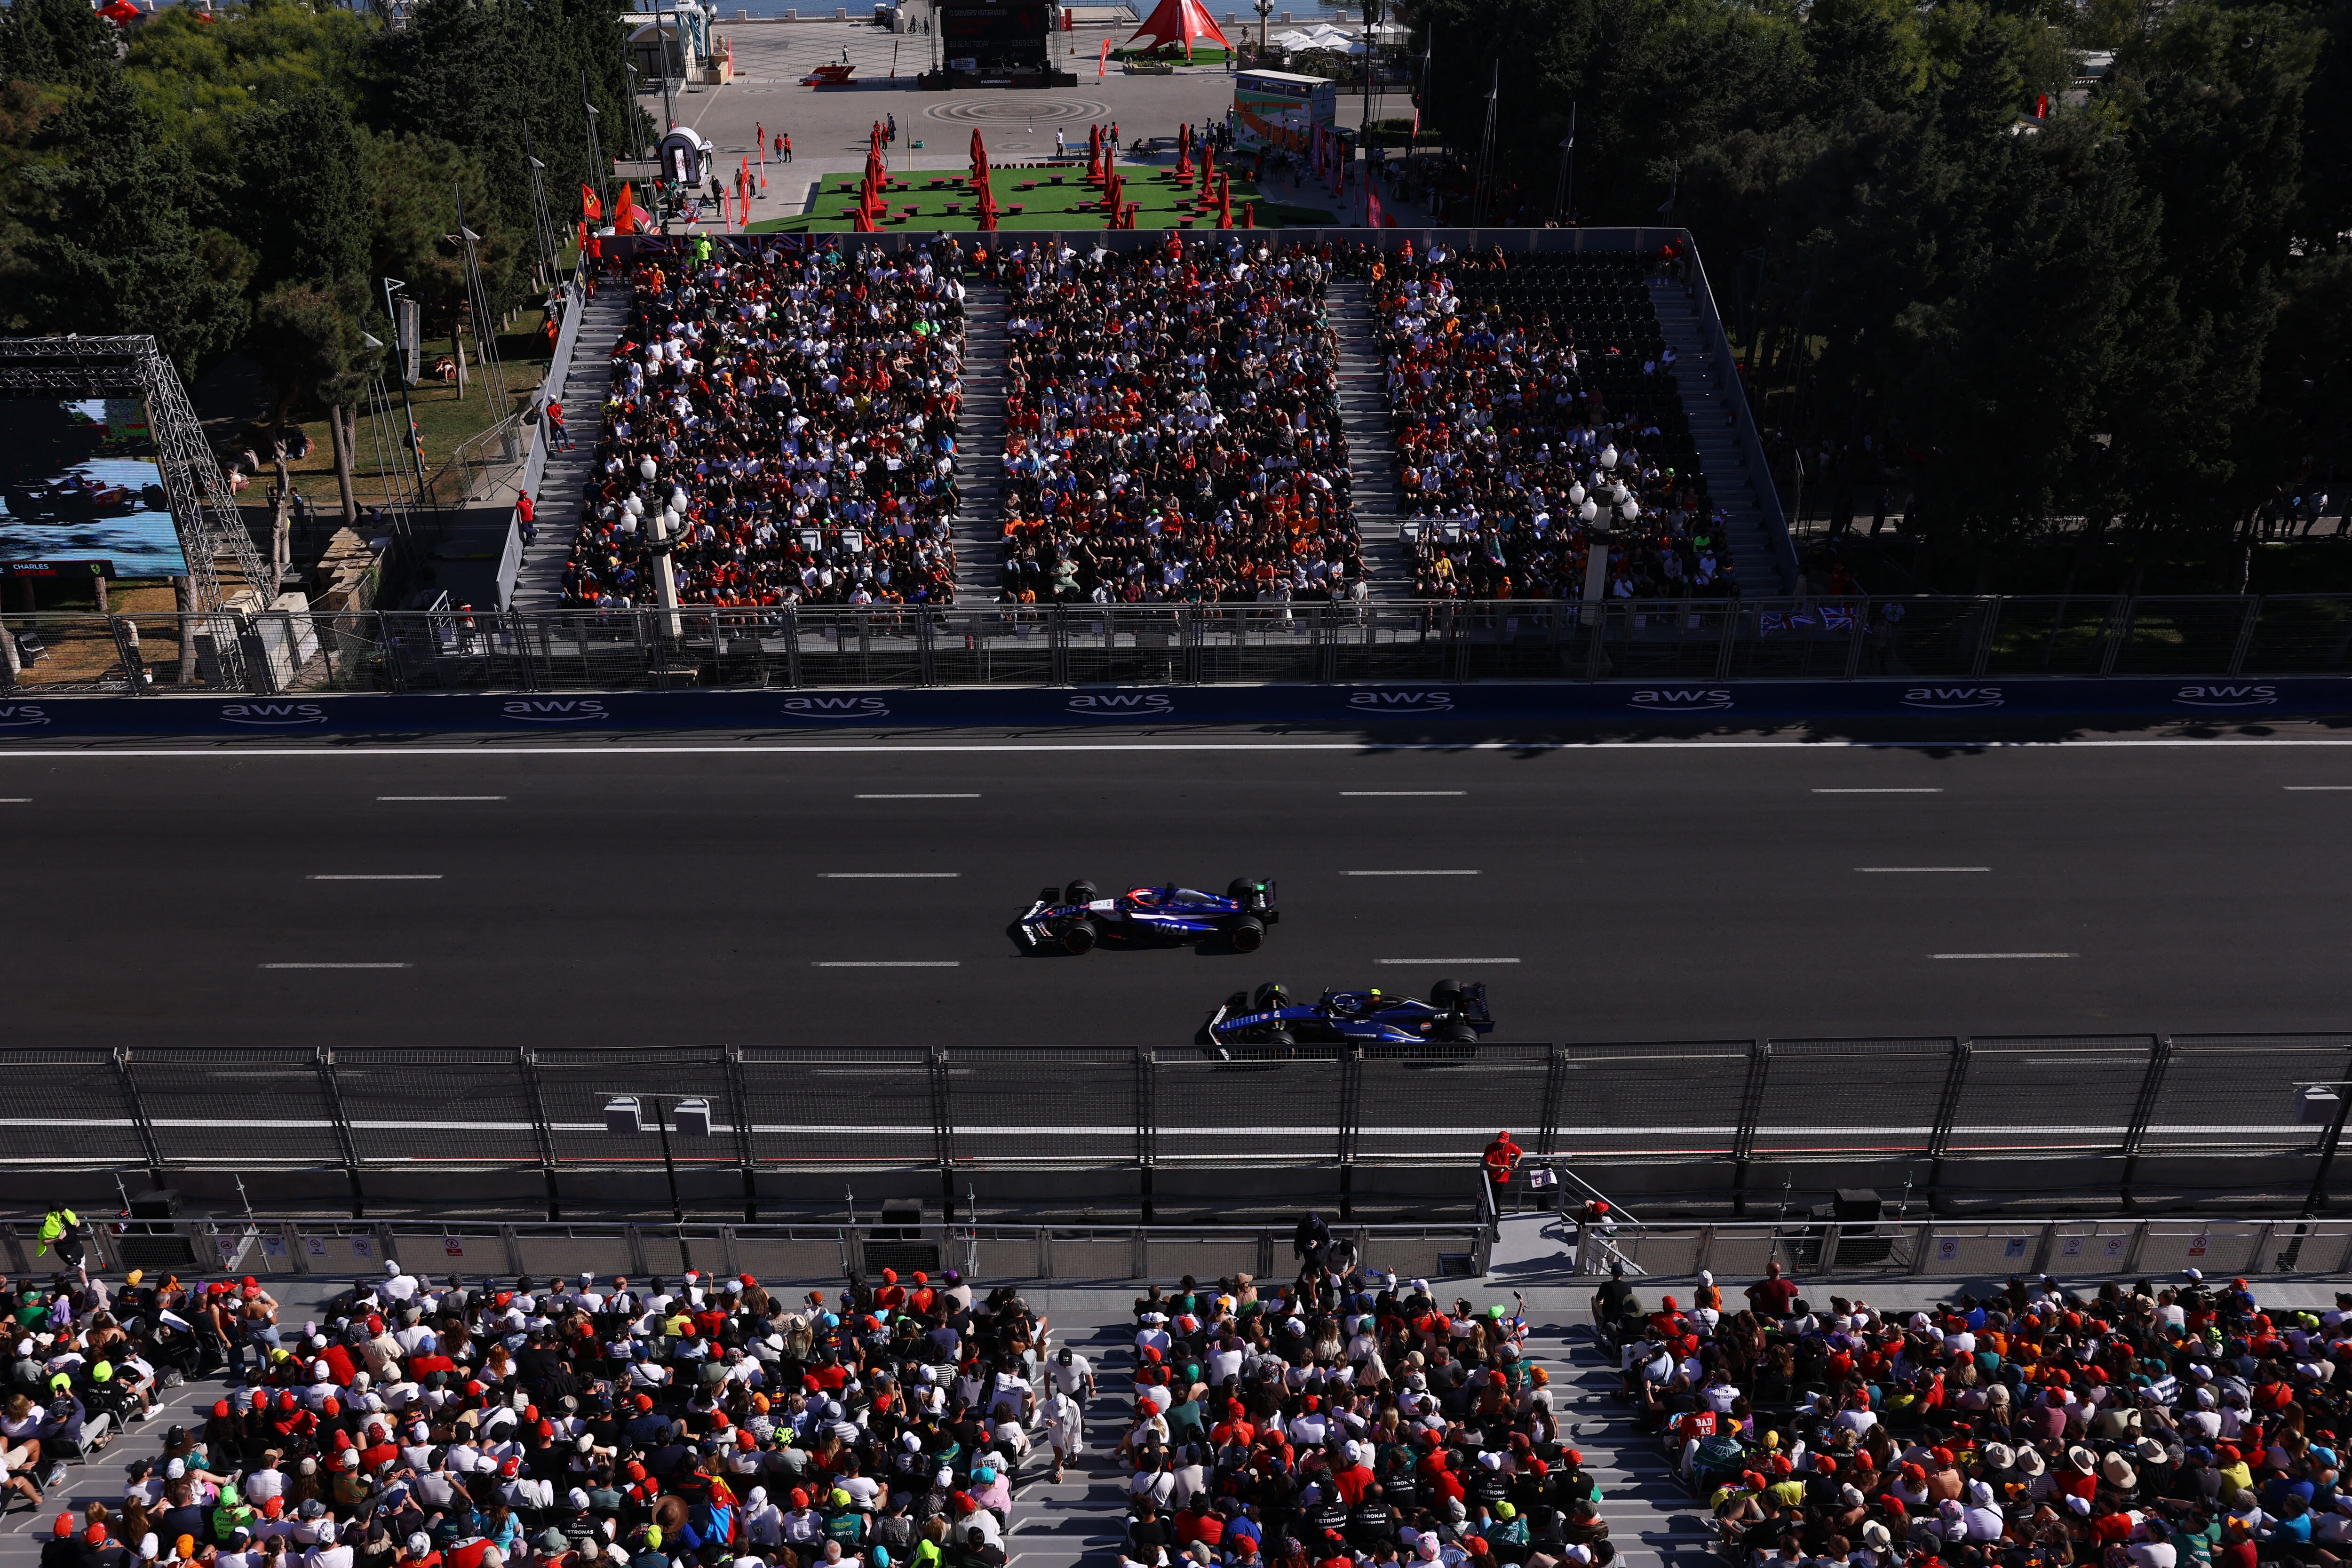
(724, 1043, 760, 1221)
(1538, 1045, 1566, 1157)
(1925, 1039, 1971, 1210)
(1731, 1040, 1770, 1217)
(1136, 1047, 1158, 1224)
(2119, 1036, 2173, 1207)
(113, 1046, 167, 1189)
(518, 1047, 562, 1221)
(317, 1047, 366, 1218)
(930, 1045, 956, 1223)
(1338, 1046, 1363, 1220)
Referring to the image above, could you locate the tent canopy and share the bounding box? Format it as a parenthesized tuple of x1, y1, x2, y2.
(1126, 0, 1230, 52)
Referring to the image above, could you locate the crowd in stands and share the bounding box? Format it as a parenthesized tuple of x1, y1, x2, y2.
(1113, 1212, 1578, 1568)
(561, 238, 968, 611)
(1594, 1257, 2352, 1568)
(1374, 244, 1738, 602)
(6, 1254, 1045, 1568)
(991, 237, 1366, 606)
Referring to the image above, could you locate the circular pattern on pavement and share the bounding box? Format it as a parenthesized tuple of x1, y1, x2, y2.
(923, 97, 1110, 124)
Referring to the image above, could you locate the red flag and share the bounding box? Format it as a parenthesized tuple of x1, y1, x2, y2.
(1098, 36, 1110, 76)
(612, 182, 642, 232)
(581, 183, 603, 221)
(1366, 178, 1382, 230)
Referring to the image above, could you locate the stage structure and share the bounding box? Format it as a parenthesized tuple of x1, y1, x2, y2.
(0, 336, 267, 685)
(924, 0, 1076, 87)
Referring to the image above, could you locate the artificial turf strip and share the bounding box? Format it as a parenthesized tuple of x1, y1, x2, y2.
(747, 165, 1339, 232)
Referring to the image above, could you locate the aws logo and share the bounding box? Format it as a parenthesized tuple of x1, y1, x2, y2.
(501, 699, 609, 724)
(780, 695, 890, 719)
(2175, 684, 2277, 709)
(1629, 688, 1734, 711)
(1066, 693, 1175, 717)
(220, 702, 327, 726)
(1901, 687, 2006, 710)
(0, 703, 49, 728)
(1346, 690, 1455, 713)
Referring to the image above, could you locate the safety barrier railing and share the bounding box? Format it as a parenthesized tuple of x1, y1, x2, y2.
(1556, 1216, 2352, 1283)
(6, 1034, 2350, 1220)
(4, 594, 2350, 695)
(0, 1216, 1485, 1287)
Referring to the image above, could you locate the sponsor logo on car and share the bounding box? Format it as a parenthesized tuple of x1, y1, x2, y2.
(1066, 692, 1175, 717)
(2174, 684, 2277, 709)
(219, 702, 328, 726)
(1900, 686, 2006, 710)
(0, 703, 50, 728)
(501, 699, 610, 724)
(779, 695, 890, 719)
(1345, 689, 1456, 712)
(1629, 688, 1734, 711)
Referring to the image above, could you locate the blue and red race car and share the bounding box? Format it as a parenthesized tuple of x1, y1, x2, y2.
(1207, 978, 1494, 1056)
(1018, 878, 1279, 955)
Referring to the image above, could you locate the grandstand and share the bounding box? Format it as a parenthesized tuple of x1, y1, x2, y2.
(526, 229, 1789, 612)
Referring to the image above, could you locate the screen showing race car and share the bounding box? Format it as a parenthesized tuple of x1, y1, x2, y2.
(0, 396, 187, 577)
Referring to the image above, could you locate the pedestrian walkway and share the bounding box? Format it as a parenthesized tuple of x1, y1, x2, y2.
(951, 284, 1010, 602)
(1332, 279, 1409, 597)
(1648, 277, 1788, 593)
(509, 284, 632, 609)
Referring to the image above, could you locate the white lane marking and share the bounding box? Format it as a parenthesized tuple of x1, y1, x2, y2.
(1856, 867, 1988, 873)
(1931, 952, 2076, 960)
(0, 796, 29, 802)
(378, 794, 507, 800)
(12, 737, 2352, 757)
(2284, 786, 2352, 790)
(1346, 869, 1480, 876)
(857, 792, 980, 798)
(309, 875, 446, 881)
(812, 960, 961, 968)
(1342, 789, 1466, 796)
(821, 872, 960, 878)
(261, 963, 415, 970)
(1813, 787, 1944, 793)
(1376, 957, 1522, 965)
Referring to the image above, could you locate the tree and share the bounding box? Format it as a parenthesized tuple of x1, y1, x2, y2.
(251, 277, 376, 527)
(236, 82, 369, 291)
(14, 72, 249, 378)
(0, 0, 119, 87)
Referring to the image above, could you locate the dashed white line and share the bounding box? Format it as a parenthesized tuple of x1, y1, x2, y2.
(2284, 786, 2352, 791)
(1857, 867, 1988, 873)
(1376, 957, 1521, 965)
(1813, 787, 1944, 793)
(378, 795, 506, 801)
(1346, 869, 1480, 876)
(0, 797, 29, 803)
(857, 793, 980, 798)
(1931, 952, 2075, 960)
(1342, 790, 1466, 796)
(812, 960, 961, 968)
(821, 872, 959, 879)
(309, 875, 446, 881)
(261, 963, 415, 970)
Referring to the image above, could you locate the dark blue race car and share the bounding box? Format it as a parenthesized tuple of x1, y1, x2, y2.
(1018, 877, 1279, 955)
(1206, 978, 1494, 1057)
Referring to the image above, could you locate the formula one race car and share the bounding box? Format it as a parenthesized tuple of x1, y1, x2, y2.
(1207, 978, 1494, 1057)
(1017, 878, 1278, 955)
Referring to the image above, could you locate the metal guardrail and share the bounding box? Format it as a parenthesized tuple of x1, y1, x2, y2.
(5, 594, 2350, 696)
(1557, 1216, 2352, 1283)
(0, 1216, 1484, 1288)
(5, 1035, 2349, 1217)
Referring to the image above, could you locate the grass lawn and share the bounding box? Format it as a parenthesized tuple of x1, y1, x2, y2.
(749, 165, 1337, 232)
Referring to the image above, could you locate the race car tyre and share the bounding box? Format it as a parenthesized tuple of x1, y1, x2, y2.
(1263, 1027, 1295, 1047)
(1229, 915, 1265, 952)
(1437, 1020, 1478, 1044)
(1064, 879, 1098, 905)
(1430, 977, 1464, 1010)
(1061, 918, 1098, 954)
(1254, 981, 1289, 1010)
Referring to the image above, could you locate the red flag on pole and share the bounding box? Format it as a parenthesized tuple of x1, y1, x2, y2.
(1098, 36, 1110, 76)
(1366, 178, 1383, 230)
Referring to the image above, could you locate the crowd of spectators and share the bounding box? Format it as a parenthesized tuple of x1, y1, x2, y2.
(1374, 245, 1736, 602)
(1594, 1259, 2352, 1568)
(8, 1257, 1046, 1568)
(561, 238, 969, 612)
(1113, 1212, 1581, 1568)
(990, 237, 1366, 606)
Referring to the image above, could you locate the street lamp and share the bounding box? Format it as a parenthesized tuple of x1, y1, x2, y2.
(603, 1093, 711, 1238)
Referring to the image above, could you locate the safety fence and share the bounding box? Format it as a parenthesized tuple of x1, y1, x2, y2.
(0, 1215, 1484, 1289)
(8, 1035, 2349, 1209)
(1566, 1216, 2352, 1284)
(5, 594, 2352, 696)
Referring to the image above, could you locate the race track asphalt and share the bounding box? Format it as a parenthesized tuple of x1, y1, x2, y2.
(5, 720, 2351, 1050)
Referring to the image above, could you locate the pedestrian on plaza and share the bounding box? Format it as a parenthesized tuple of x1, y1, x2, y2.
(887, 112, 897, 143)
(780, 133, 792, 161)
